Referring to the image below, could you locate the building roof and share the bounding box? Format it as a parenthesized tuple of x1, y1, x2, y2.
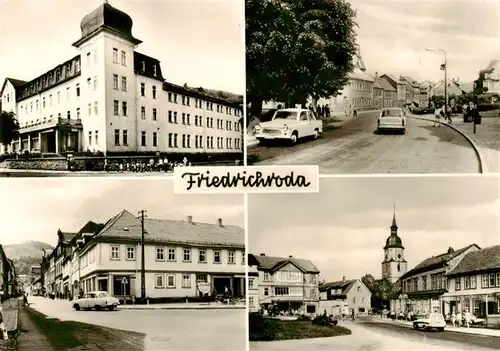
(447, 245, 500, 276)
(249, 254, 320, 274)
(348, 68, 374, 82)
(162, 81, 242, 108)
(78, 221, 105, 235)
(134, 52, 164, 82)
(377, 77, 397, 91)
(95, 210, 244, 248)
(401, 244, 479, 279)
(75, 1, 142, 47)
(57, 230, 78, 244)
(319, 279, 355, 293)
(0, 78, 28, 96)
(482, 60, 499, 74)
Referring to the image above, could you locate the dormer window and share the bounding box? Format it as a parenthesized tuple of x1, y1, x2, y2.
(153, 65, 157, 76)
(142, 61, 145, 71)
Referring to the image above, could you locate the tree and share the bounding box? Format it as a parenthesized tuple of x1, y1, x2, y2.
(0, 110, 19, 148)
(246, 0, 358, 116)
(361, 274, 400, 310)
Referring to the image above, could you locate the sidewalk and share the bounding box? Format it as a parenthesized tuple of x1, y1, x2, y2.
(118, 301, 246, 310)
(375, 316, 500, 337)
(16, 306, 54, 351)
(1, 299, 19, 333)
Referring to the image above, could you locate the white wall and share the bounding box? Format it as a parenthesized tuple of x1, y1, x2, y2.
(1, 81, 16, 113)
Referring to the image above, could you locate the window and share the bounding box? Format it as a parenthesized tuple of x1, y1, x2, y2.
(198, 249, 206, 263)
(455, 277, 461, 291)
(214, 250, 221, 263)
(126, 247, 135, 260)
(183, 248, 191, 262)
(249, 297, 254, 307)
(121, 77, 127, 91)
(353, 297, 356, 304)
(114, 129, 120, 146)
(141, 131, 146, 146)
(121, 50, 126, 66)
(42, 97, 46, 108)
(142, 61, 145, 71)
(155, 274, 164, 288)
(497, 273, 500, 287)
(122, 130, 128, 145)
(113, 48, 118, 63)
(168, 133, 173, 148)
(166, 275, 175, 288)
(87, 78, 91, 91)
(228, 251, 235, 264)
(263, 287, 269, 295)
(153, 132, 158, 147)
(76, 83, 80, 97)
(249, 279, 254, 289)
(140, 83, 145, 96)
(76, 108, 80, 119)
(156, 248, 165, 261)
(152, 86, 157, 99)
(94, 101, 98, 115)
(182, 113, 186, 125)
(110, 245, 120, 260)
(168, 248, 176, 261)
(182, 274, 191, 288)
(482, 274, 489, 288)
(489, 273, 496, 287)
(94, 76, 98, 91)
(57, 91, 60, 104)
(196, 274, 207, 282)
(113, 75, 118, 90)
(186, 135, 191, 148)
(49, 94, 53, 106)
(168, 92, 172, 102)
(87, 52, 91, 67)
(114, 100, 119, 115)
(88, 103, 92, 116)
(95, 130, 99, 144)
(141, 106, 146, 119)
(122, 101, 128, 116)
(153, 108, 157, 121)
(67, 110, 71, 119)
(241, 253, 245, 265)
(153, 65, 157, 76)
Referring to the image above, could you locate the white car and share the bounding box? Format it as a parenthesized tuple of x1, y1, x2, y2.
(254, 108, 323, 145)
(413, 313, 446, 331)
(72, 291, 120, 311)
(377, 108, 407, 134)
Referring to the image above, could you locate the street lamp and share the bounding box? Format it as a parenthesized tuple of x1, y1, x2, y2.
(426, 48, 448, 109)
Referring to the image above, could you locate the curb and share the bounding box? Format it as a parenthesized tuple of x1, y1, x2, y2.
(409, 115, 484, 174)
(118, 305, 245, 311)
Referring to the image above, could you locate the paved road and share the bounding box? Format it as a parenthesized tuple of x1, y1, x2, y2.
(247, 112, 479, 174)
(250, 319, 499, 351)
(28, 296, 245, 351)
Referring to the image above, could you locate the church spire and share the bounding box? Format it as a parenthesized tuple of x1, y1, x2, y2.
(391, 202, 398, 234)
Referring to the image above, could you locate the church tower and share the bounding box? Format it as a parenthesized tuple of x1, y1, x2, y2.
(381, 204, 408, 283)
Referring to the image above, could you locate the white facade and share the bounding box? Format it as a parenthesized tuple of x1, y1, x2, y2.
(319, 279, 372, 316)
(1, 2, 242, 157)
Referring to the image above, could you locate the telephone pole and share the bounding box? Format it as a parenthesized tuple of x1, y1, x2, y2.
(138, 210, 148, 300)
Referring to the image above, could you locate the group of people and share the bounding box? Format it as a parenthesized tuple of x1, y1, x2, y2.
(433, 105, 453, 126)
(447, 309, 474, 328)
(307, 104, 331, 118)
(104, 157, 190, 173)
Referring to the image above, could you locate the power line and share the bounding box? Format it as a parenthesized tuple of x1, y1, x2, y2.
(138, 210, 148, 300)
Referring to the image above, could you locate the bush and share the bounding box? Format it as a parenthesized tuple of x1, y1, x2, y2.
(312, 311, 333, 326)
(477, 103, 500, 112)
(249, 313, 280, 341)
(297, 314, 312, 321)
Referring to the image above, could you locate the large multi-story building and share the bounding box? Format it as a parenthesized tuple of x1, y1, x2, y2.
(41, 210, 245, 301)
(248, 253, 320, 315)
(0, 2, 243, 159)
(443, 245, 500, 325)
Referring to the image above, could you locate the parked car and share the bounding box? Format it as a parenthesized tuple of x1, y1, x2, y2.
(377, 108, 406, 134)
(72, 291, 120, 311)
(254, 108, 323, 145)
(413, 313, 446, 331)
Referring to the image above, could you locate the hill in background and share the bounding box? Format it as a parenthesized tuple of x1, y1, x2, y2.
(184, 84, 243, 106)
(3, 241, 54, 276)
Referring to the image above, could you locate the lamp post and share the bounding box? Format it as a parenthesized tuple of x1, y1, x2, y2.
(426, 48, 448, 109)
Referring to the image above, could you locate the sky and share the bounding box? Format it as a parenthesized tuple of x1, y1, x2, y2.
(0, 0, 244, 94)
(248, 176, 500, 282)
(0, 179, 244, 247)
(350, 0, 500, 83)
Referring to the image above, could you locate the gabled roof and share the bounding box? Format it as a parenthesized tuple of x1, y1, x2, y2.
(348, 68, 374, 82)
(249, 254, 320, 274)
(377, 77, 397, 91)
(401, 244, 479, 279)
(58, 230, 78, 244)
(319, 279, 355, 293)
(95, 210, 244, 248)
(482, 59, 499, 73)
(0, 78, 28, 96)
(447, 245, 500, 276)
(78, 221, 105, 235)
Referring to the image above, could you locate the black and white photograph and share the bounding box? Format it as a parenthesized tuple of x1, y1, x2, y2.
(247, 176, 500, 351)
(0, 0, 244, 177)
(0, 179, 246, 350)
(246, 0, 500, 174)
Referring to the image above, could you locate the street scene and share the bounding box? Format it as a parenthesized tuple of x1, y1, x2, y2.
(247, 176, 500, 350)
(246, 0, 500, 174)
(0, 0, 244, 176)
(0, 179, 246, 350)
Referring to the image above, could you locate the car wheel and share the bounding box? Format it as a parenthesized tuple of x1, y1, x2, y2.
(313, 129, 319, 139)
(95, 305, 102, 311)
(74, 304, 80, 311)
(413, 324, 418, 329)
(290, 132, 298, 145)
(438, 327, 444, 332)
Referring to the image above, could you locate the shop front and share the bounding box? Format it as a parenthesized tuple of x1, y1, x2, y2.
(441, 292, 500, 325)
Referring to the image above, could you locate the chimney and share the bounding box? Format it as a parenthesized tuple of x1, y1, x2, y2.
(342, 276, 346, 282)
(447, 247, 454, 254)
(289, 255, 293, 259)
(260, 253, 266, 256)
(217, 218, 222, 226)
(187, 215, 193, 224)
(375, 72, 378, 78)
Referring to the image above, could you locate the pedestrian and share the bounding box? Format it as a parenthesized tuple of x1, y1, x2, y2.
(0, 306, 7, 341)
(325, 104, 330, 117)
(456, 311, 462, 327)
(103, 158, 108, 172)
(183, 157, 188, 166)
(316, 105, 322, 117)
(464, 309, 471, 328)
(450, 312, 456, 326)
(433, 106, 441, 127)
(445, 105, 452, 123)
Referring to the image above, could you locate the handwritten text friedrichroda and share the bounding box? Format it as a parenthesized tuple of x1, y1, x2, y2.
(181, 171, 311, 191)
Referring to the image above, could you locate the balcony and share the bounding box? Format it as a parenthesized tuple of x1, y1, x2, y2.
(20, 117, 83, 134)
